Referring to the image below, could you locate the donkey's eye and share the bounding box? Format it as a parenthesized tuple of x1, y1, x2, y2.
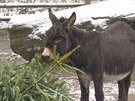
(54, 37, 63, 44)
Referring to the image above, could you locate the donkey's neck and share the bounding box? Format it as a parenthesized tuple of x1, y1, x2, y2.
(69, 26, 101, 50)
(70, 27, 87, 42)
(70, 27, 92, 46)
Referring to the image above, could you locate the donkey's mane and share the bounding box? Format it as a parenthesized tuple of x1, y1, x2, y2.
(59, 16, 88, 38)
(59, 17, 67, 22)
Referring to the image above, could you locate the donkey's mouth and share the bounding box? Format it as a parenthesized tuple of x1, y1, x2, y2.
(42, 56, 53, 62)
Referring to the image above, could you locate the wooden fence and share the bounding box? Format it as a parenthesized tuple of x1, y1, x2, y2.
(0, 0, 91, 21)
(0, 3, 85, 8)
(0, 3, 85, 21)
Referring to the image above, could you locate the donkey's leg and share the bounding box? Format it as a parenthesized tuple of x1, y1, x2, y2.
(93, 74, 104, 101)
(118, 73, 132, 101)
(123, 73, 132, 101)
(77, 72, 90, 101)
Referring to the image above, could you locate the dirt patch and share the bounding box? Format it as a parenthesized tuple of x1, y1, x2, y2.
(0, 30, 28, 64)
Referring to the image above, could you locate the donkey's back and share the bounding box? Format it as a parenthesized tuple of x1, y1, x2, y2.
(99, 21, 135, 81)
(102, 21, 135, 43)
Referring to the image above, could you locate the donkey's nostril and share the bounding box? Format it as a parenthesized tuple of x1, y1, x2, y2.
(42, 56, 51, 62)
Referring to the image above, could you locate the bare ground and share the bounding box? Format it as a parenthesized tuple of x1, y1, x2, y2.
(0, 30, 135, 101)
(0, 30, 28, 64)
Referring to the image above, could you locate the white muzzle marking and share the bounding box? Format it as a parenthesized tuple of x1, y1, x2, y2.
(42, 47, 53, 60)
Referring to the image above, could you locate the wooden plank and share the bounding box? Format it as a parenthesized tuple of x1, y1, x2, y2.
(0, 3, 85, 8)
(0, 3, 86, 21)
(0, 16, 11, 21)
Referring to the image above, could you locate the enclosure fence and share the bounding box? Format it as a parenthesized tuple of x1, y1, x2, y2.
(0, 0, 92, 21)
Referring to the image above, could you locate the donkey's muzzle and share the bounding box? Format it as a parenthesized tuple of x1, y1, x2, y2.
(42, 47, 53, 62)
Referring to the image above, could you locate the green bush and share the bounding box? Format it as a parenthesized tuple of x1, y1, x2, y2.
(0, 44, 83, 101)
(0, 54, 74, 101)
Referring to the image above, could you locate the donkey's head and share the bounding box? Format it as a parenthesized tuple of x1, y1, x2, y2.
(42, 8, 76, 62)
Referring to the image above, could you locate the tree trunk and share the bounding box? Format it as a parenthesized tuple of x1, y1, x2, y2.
(85, 0, 91, 4)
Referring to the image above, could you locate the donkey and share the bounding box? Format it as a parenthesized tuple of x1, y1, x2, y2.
(42, 8, 135, 101)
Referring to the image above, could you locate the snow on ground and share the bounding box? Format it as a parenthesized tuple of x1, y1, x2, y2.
(0, 21, 8, 29)
(60, 76, 135, 101)
(8, 0, 135, 39)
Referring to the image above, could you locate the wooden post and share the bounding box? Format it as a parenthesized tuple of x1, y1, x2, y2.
(85, 0, 91, 4)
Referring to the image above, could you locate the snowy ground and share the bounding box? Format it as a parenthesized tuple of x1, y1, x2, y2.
(60, 76, 135, 101)
(0, 21, 8, 29)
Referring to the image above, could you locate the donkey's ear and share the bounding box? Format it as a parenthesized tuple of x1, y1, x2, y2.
(63, 12, 76, 29)
(48, 8, 58, 25)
